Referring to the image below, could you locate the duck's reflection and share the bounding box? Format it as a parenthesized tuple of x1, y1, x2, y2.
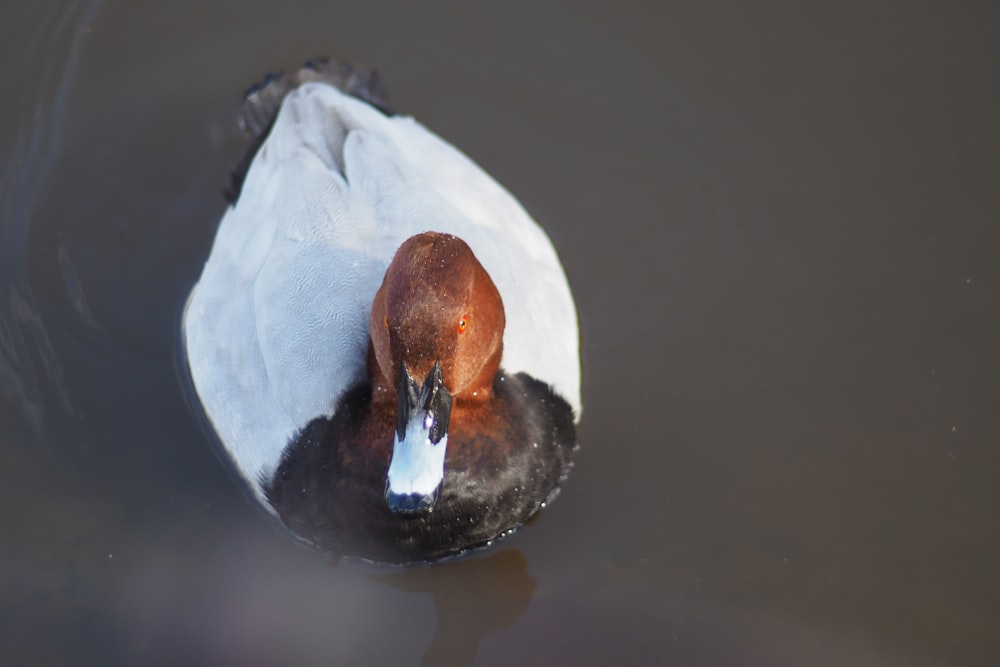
(373, 549, 535, 666)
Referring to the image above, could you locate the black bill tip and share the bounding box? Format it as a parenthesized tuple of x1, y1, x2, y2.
(386, 487, 440, 515)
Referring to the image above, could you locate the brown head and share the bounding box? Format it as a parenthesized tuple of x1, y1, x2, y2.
(369, 232, 505, 400)
(369, 232, 505, 514)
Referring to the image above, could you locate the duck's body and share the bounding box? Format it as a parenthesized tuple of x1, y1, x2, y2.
(183, 63, 580, 563)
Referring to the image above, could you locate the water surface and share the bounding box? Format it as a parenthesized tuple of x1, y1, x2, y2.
(2, 1, 999, 665)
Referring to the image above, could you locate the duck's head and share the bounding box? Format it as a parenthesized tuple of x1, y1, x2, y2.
(369, 232, 505, 515)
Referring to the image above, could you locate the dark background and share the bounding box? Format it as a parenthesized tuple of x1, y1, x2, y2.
(2, 1, 998, 665)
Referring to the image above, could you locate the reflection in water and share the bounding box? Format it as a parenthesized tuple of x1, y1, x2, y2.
(374, 550, 536, 667)
(94, 517, 538, 666)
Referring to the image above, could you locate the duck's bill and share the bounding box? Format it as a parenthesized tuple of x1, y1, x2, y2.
(386, 361, 452, 514)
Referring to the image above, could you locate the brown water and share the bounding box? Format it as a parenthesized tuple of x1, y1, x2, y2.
(3, 1, 999, 665)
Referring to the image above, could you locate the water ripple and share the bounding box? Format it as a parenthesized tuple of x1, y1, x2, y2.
(0, 0, 104, 439)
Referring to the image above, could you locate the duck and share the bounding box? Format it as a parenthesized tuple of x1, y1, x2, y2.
(183, 60, 580, 564)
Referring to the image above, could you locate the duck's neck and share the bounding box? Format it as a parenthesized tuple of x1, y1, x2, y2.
(456, 344, 502, 404)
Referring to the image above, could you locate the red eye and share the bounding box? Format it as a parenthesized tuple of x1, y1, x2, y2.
(457, 314, 468, 334)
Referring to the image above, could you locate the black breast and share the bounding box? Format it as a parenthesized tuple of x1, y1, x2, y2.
(263, 372, 577, 564)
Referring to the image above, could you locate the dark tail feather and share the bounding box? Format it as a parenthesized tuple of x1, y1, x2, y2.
(226, 59, 391, 202)
(295, 58, 390, 114)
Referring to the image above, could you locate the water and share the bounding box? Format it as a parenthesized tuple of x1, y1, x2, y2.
(3, 1, 999, 665)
